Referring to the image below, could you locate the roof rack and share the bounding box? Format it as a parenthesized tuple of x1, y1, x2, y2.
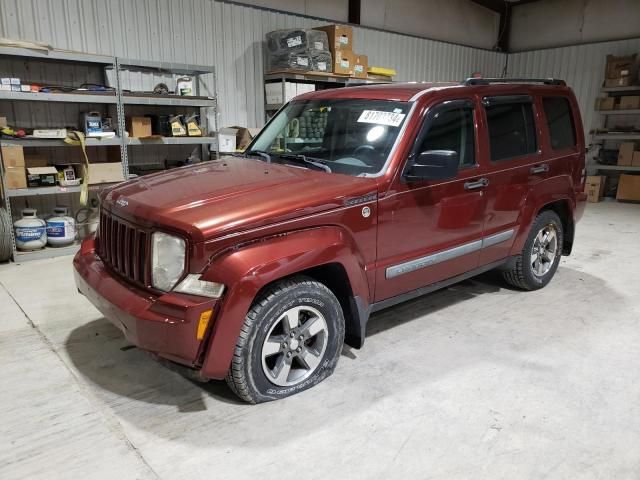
(463, 78, 566, 86)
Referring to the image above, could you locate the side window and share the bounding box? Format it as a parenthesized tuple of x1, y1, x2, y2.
(485, 99, 537, 161)
(417, 106, 475, 167)
(542, 96, 576, 150)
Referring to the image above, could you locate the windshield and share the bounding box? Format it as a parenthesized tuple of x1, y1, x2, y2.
(247, 98, 411, 176)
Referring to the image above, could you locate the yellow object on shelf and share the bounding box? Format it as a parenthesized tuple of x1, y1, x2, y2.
(368, 66, 396, 77)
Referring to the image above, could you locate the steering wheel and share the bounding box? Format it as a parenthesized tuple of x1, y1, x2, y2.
(352, 145, 379, 165)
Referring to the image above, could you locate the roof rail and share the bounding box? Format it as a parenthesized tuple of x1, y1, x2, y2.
(462, 77, 566, 86)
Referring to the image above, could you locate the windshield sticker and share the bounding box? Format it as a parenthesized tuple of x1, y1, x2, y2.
(296, 57, 309, 66)
(314, 41, 323, 50)
(317, 62, 327, 71)
(357, 110, 406, 127)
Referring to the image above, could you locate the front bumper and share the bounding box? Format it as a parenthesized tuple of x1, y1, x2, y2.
(73, 239, 218, 368)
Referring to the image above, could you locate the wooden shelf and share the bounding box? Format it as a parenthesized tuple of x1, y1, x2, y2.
(601, 85, 640, 93)
(592, 133, 640, 141)
(598, 109, 640, 115)
(595, 164, 640, 172)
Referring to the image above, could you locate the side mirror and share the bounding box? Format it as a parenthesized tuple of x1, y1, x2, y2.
(405, 150, 459, 181)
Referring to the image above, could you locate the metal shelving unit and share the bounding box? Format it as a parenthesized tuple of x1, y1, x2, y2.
(0, 45, 218, 262)
(592, 84, 640, 184)
(115, 58, 218, 176)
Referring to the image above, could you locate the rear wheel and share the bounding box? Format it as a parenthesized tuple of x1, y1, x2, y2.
(226, 276, 345, 403)
(503, 210, 564, 290)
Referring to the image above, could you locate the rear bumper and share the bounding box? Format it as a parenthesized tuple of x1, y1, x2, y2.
(73, 238, 218, 368)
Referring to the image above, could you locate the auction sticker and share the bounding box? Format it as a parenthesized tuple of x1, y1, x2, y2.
(357, 110, 405, 127)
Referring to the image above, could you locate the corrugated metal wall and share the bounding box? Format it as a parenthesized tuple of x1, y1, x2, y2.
(0, 0, 506, 129)
(507, 37, 640, 140)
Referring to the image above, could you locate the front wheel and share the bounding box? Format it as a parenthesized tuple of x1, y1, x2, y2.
(226, 276, 345, 403)
(503, 210, 564, 290)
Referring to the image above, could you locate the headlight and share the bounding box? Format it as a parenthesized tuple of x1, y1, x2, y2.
(151, 232, 186, 291)
(174, 274, 225, 298)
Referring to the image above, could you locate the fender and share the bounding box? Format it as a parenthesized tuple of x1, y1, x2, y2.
(510, 174, 576, 256)
(197, 226, 371, 379)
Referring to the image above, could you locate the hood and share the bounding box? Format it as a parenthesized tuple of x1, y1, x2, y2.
(103, 157, 377, 242)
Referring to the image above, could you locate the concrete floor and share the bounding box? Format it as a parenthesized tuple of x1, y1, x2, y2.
(1, 200, 639, 480)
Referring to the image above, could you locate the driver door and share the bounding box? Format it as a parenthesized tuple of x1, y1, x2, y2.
(375, 99, 488, 301)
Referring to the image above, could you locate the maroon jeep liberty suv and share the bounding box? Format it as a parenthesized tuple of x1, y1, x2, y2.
(74, 78, 587, 403)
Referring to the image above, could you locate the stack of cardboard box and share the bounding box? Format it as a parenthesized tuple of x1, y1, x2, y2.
(604, 54, 639, 88)
(617, 142, 640, 168)
(313, 25, 368, 79)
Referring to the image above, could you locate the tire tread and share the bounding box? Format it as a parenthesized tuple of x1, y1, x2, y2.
(225, 276, 336, 403)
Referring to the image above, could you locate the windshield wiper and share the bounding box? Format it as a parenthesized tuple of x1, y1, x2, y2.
(276, 153, 332, 173)
(245, 150, 271, 163)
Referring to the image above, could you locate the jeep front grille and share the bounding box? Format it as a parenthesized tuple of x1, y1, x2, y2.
(98, 210, 150, 287)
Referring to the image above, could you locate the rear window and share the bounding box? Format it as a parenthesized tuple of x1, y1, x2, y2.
(542, 96, 576, 150)
(485, 99, 537, 161)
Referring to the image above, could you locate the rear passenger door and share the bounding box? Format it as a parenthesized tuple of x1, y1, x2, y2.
(478, 94, 546, 266)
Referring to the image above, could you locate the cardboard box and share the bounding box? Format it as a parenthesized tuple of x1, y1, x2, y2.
(1, 145, 25, 168)
(616, 174, 640, 201)
(595, 97, 615, 110)
(633, 151, 640, 167)
(314, 25, 353, 54)
(334, 50, 355, 76)
(4, 166, 27, 189)
(27, 166, 58, 187)
(618, 142, 635, 166)
(265, 82, 299, 105)
(353, 54, 369, 79)
(619, 95, 640, 110)
(585, 175, 606, 203)
(217, 127, 238, 152)
(605, 77, 633, 88)
(605, 54, 638, 80)
(24, 153, 48, 168)
(87, 163, 125, 185)
(230, 126, 262, 151)
(296, 83, 315, 96)
(126, 116, 152, 138)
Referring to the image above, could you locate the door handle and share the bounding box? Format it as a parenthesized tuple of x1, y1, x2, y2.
(464, 178, 489, 190)
(530, 164, 549, 174)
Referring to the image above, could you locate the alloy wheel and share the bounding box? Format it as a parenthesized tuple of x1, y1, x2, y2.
(531, 223, 558, 277)
(261, 305, 329, 387)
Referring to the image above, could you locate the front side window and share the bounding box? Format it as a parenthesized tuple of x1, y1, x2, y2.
(485, 99, 537, 161)
(417, 105, 475, 168)
(542, 96, 576, 150)
(247, 98, 411, 177)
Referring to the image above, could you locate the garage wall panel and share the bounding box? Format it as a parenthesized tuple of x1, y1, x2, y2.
(507, 37, 640, 141)
(0, 0, 505, 128)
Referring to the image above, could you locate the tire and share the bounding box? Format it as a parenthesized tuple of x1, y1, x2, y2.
(225, 276, 345, 403)
(502, 210, 564, 291)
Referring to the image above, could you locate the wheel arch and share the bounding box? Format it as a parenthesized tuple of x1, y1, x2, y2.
(511, 183, 576, 257)
(198, 226, 371, 379)
(538, 199, 574, 255)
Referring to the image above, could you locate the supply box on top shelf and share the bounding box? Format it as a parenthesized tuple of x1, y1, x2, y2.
(604, 54, 639, 87)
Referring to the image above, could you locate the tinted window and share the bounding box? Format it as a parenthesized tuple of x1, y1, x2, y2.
(418, 106, 475, 167)
(485, 101, 537, 161)
(543, 97, 576, 150)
